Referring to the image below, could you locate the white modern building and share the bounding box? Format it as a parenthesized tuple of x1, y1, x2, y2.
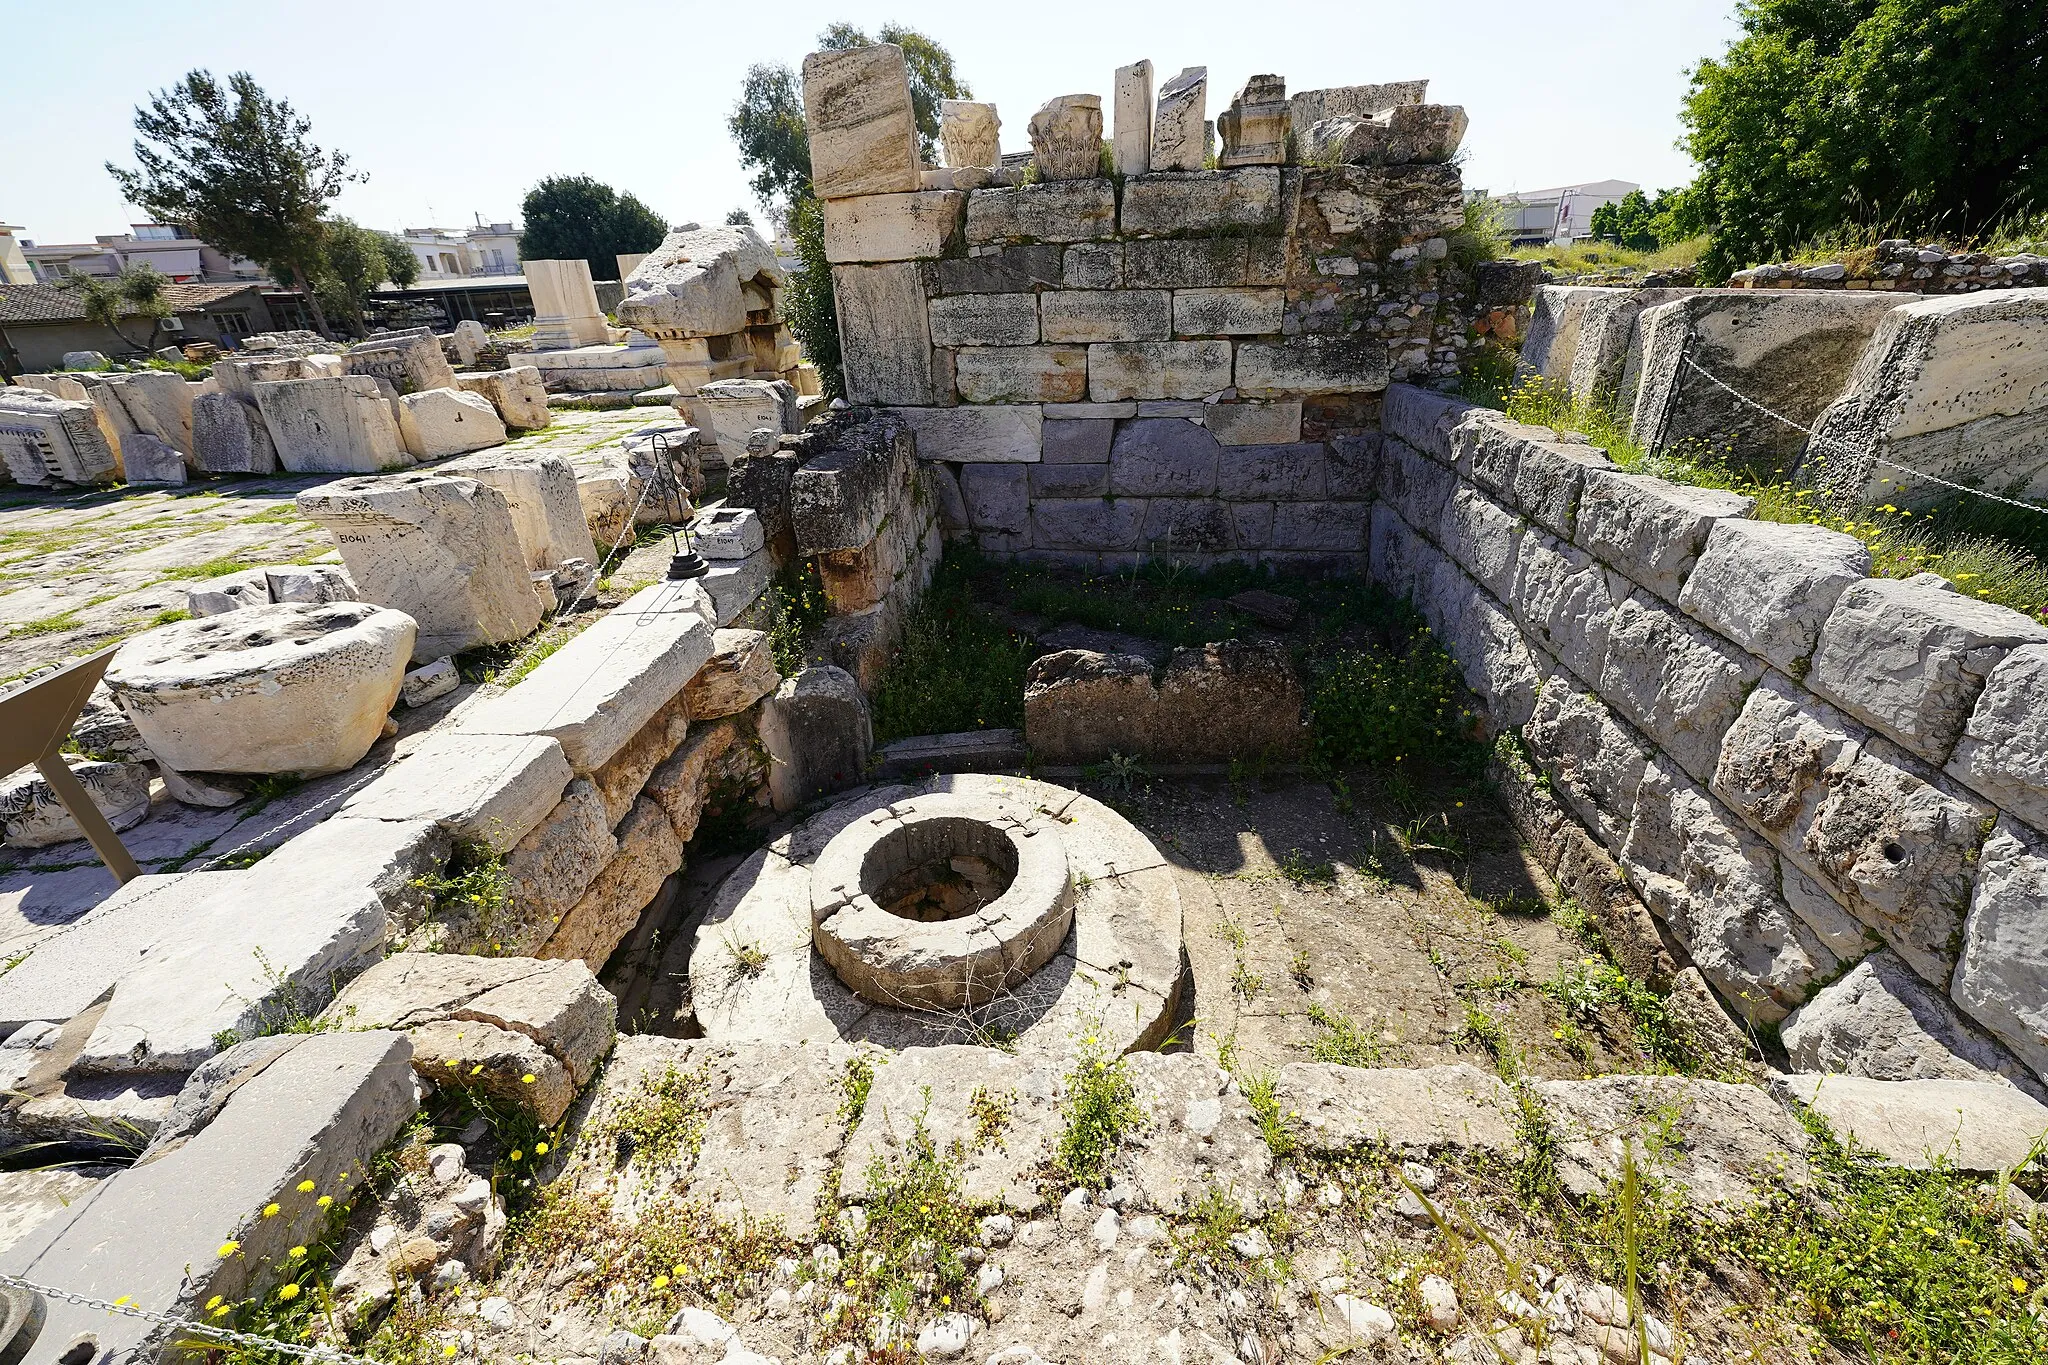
(1476, 180, 1639, 247)
(466, 221, 521, 276)
(17, 223, 263, 284)
(0, 224, 31, 284)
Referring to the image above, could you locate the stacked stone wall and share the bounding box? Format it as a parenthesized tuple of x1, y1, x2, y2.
(1373, 382, 2048, 1087)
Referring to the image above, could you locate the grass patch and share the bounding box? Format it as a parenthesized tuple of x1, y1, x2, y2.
(406, 840, 515, 952)
(155, 554, 264, 581)
(1510, 235, 1708, 277)
(869, 553, 1034, 742)
(1304, 1001, 1384, 1067)
(606, 1063, 711, 1168)
(1055, 1036, 1143, 1186)
(11, 609, 82, 636)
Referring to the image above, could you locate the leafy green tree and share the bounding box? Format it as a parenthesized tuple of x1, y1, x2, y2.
(1681, 0, 2048, 276)
(108, 70, 357, 338)
(517, 175, 667, 280)
(729, 63, 812, 214)
(314, 218, 401, 337)
(67, 265, 172, 352)
(783, 195, 842, 398)
(725, 208, 757, 228)
(378, 235, 419, 289)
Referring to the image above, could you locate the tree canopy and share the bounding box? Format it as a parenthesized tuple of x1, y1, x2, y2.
(1681, 0, 2048, 275)
(517, 176, 668, 280)
(67, 266, 171, 352)
(1589, 187, 1706, 252)
(315, 219, 413, 337)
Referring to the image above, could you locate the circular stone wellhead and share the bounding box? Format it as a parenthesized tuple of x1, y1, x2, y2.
(809, 795, 1074, 1011)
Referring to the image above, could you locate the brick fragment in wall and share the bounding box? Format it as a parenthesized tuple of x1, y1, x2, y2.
(1376, 436, 1457, 528)
(1573, 470, 1755, 603)
(1120, 169, 1283, 235)
(1173, 288, 1286, 336)
(1509, 530, 1625, 687)
(964, 181, 1117, 245)
(820, 190, 964, 263)
(937, 244, 1064, 294)
(1062, 243, 1124, 289)
(1677, 519, 1871, 676)
(898, 405, 1041, 463)
(1087, 341, 1233, 402)
(1437, 484, 1522, 601)
(1216, 442, 1326, 501)
(959, 464, 1029, 533)
(1030, 462, 1108, 498)
(1141, 498, 1235, 553)
(1039, 290, 1172, 344)
(1952, 817, 2048, 1083)
(952, 346, 1088, 404)
(1525, 675, 1649, 853)
(1205, 401, 1301, 446)
(1040, 418, 1113, 464)
(927, 293, 1039, 347)
(1031, 497, 1147, 551)
(1807, 577, 2048, 767)
(1109, 417, 1220, 496)
(833, 262, 935, 404)
(1597, 591, 1763, 785)
(1236, 338, 1390, 397)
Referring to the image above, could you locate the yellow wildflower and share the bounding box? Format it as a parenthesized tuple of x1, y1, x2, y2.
(521, 1073, 537, 1084)
(277, 1284, 300, 1302)
(262, 1204, 280, 1218)
(289, 1246, 307, 1259)
(218, 1241, 241, 1257)
(296, 1180, 316, 1193)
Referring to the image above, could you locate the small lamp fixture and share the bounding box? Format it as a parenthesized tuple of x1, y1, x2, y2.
(652, 430, 708, 581)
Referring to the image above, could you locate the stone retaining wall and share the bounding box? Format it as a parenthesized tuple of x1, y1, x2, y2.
(1728, 240, 2048, 293)
(1373, 382, 2048, 1087)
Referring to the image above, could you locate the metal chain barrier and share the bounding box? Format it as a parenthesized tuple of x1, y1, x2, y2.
(1677, 353, 2048, 516)
(0, 1272, 388, 1365)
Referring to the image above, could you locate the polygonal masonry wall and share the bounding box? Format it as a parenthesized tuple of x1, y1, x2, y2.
(691, 774, 1182, 1059)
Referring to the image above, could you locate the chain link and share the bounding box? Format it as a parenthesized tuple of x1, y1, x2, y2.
(1676, 353, 2048, 517)
(0, 1271, 389, 1365)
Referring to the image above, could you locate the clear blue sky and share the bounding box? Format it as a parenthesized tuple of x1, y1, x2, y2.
(0, 0, 1743, 246)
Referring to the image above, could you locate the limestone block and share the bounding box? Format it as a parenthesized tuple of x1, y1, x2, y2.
(184, 567, 271, 617)
(9, 373, 90, 401)
(1142, 497, 1233, 552)
(1173, 287, 1284, 337)
(455, 366, 551, 431)
(90, 370, 194, 462)
(1379, 436, 1458, 530)
(822, 190, 964, 263)
(1808, 290, 2048, 505)
(588, 692, 693, 827)
(439, 449, 597, 573)
(122, 432, 187, 485)
(690, 377, 797, 466)
(939, 99, 999, 168)
(0, 760, 150, 850)
(1121, 169, 1281, 236)
(1216, 75, 1288, 168)
(928, 293, 1039, 347)
(1236, 338, 1390, 397)
(1451, 590, 1545, 727)
(1272, 1062, 1520, 1158)
(1028, 94, 1103, 181)
(1808, 577, 2048, 764)
(1501, 436, 1613, 540)
(1040, 290, 1171, 344)
(1437, 484, 1522, 601)
(683, 629, 778, 720)
(341, 729, 572, 854)
(1509, 531, 1625, 685)
(1205, 400, 1301, 446)
(211, 355, 302, 402)
(954, 346, 1088, 404)
(397, 387, 507, 460)
(255, 376, 411, 474)
(1776, 1074, 2048, 1172)
(1150, 641, 1305, 761)
(1301, 104, 1468, 166)
(833, 261, 935, 404)
(297, 472, 542, 661)
(1110, 417, 1220, 496)
(788, 408, 917, 550)
(536, 797, 681, 969)
(963, 182, 1118, 245)
(459, 581, 714, 774)
(819, 490, 937, 612)
(1113, 60, 1154, 176)
(961, 464, 1030, 533)
(1677, 519, 1872, 673)
(104, 602, 412, 777)
(1517, 286, 1628, 389)
(1089, 340, 1232, 402)
(1368, 502, 1427, 600)
(262, 564, 355, 607)
(1213, 442, 1327, 502)
(1574, 470, 1755, 602)
(1538, 1073, 1813, 1206)
(408, 1017, 575, 1123)
(500, 780, 616, 941)
(616, 225, 783, 342)
(1033, 462, 1107, 498)
(1024, 650, 1157, 763)
(1784, 951, 2037, 1091)
(803, 44, 922, 200)
(758, 665, 872, 811)
(191, 390, 278, 475)
(1525, 677, 1648, 853)
(1382, 382, 1481, 462)
(269, 811, 452, 941)
(1599, 591, 1763, 783)
(901, 404, 1042, 462)
(936, 244, 1064, 294)
(1288, 81, 1429, 141)
(1946, 644, 2048, 830)
(1622, 757, 1836, 1023)
(0, 1031, 416, 1364)
(1953, 818, 2048, 1082)
(0, 389, 119, 485)
(1150, 67, 1208, 172)
(347, 329, 459, 395)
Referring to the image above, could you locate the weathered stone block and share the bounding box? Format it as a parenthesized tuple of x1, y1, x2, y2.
(789, 409, 916, 550)
(1114, 60, 1154, 177)
(1599, 591, 1763, 784)
(191, 390, 278, 475)
(616, 224, 783, 344)
(1110, 417, 1220, 495)
(1033, 497, 1147, 550)
(954, 345, 1088, 403)
(822, 190, 964, 262)
(1139, 497, 1232, 551)
(1808, 578, 2048, 764)
(936, 244, 1064, 294)
(1510, 531, 1625, 685)
(440, 448, 596, 572)
(1040, 290, 1171, 344)
(1173, 287, 1284, 336)
(344, 329, 456, 396)
(1062, 241, 1123, 289)
(1369, 502, 1426, 600)
(1327, 434, 1380, 499)
(343, 730, 571, 852)
(1785, 951, 2038, 1091)
(834, 261, 935, 404)
(1526, 676, 1647, 852)
(928, 293, 1039, 347)
(1205, 400, 1301, 445)
(1270, 501, 1368, 553)
(964, 181, 1117, 244)
(1678, 519, 1872, 674)
(1953, 818, 2048, 1082)
(901, 403, 1043, 464)
(1124, 238, 1252, 290)
(1504, 437, 1613, 540)
(758, 665, 871, 811)
(1217, 442, 1326, 501)
(1236, 338, 1389, 397)
(960, 464, 1029, 533)
(1121, 169, 1281, 235)
(1154, 641, 1305, 759)
(254, 376, 411, 474)
(1574, 470, 1755, 602)
(1088, 341, 1232, 402)
(540, 797, 682, 968)
(1436, 484, 1522, 601)
(455, 365, 551, 431)
(1946, 643, 2048, 831)
(802, 44, 922, 200)
(1041, 417, 1113, 463)
(502, 780, 616, 940)
(1378, 436, 1457, 531)
(1027, 94, 1103, 181)
(1030, 462, 1108, 498)
(1380, 384, 1479, 463)
(1151, 67, 1209, 172)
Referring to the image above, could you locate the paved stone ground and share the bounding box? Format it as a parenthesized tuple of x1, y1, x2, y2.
(0, 408, 659, 686)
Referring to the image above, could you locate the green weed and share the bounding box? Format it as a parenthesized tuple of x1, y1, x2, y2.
(1056, 1036, 1143, 1186)
(1305, 1001, 1384, 1067)
(869, 555, 1032, 741)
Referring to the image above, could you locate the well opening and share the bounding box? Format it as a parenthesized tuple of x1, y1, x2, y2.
(861, 816, 1019, 922)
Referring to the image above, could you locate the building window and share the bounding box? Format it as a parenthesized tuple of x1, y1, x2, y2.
(214, 311, 252, 338)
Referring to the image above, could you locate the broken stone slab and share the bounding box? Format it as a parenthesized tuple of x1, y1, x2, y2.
(265, 812, 452, 945)
(185, 565, 274, 616)
(104, 601, 415, 776)
(265, 563, 358, 605)
(758, 665, 872, 812)
(684, 628, 780, 719)
(346, 328, 459, 395)
(456, 365, 551, 431)
(340, 730, 573, 853)
(802, 44, 923, 201)
(1783, 951, 2041, 1095)
(78, 369, 194, 463)
(1273, 1063, 1522, 1157)
(121, 431, 187, 485)
(1217, 75, 1288, 168)
(0, 389, 120, 485)
(538, 796, 681, 968)
(1150, 66, 1207, 172)
(441, 448, 598, 572)
(1113, 61, 1153, 177)
(1951, 817, 2048, 1084)
(1023, 650, 1158, 765)
(616, 223, 785, 347)
(1946, 642, 2048, 830)
(0, 1165, 116, 1256)
(0, 873, 230, 1033)
(457, 581, 713, 775)
(0, 1030, 416, 1364)
(1677, 519, 1871, 674)
(254, 375, 412, 473)
(1536, 1075, 1811, 1210)
(1300, 103, 1469, 166)
(1807, 577, 2048, 765)
(1288, 80, 1428, 141)
(400, 657, 459, 708)
(397, 386, 507, 459)
(842, 1045, 1065, 1212)
(1776, 1073, 2048, 1172)
(873, 730, 1027, 779)
(297, 471, 544, 662)
(940, 99, 1000, 168)
(0, 760, 150, 850)
(1573, 471, 1754, 603)
(1120, 1052, 1275, 1216)
(1028, 95, 1103, 181)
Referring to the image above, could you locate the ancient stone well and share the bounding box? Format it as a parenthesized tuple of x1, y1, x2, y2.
(691, 774, 1182, 1056)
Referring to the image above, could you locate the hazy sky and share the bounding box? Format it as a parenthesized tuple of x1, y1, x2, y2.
(1, 0, 1743, 246)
